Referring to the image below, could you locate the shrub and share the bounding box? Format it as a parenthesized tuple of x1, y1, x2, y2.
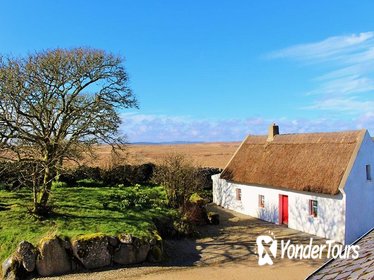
(0, 161, 44, 191)
(152, 154, 203, 209)
(73, 166, 102, 181)
(173, 218, 197, 237)
(197, 167, 222, 189)
(59, 166, 102, 186)
(101, 164, 155, 186)
(58, 163, 155, 187)
(134, 163, 155, 184)
(184, 193, 208, 225)
(58, 170, 77, 186)
(101, 165, 132, 186)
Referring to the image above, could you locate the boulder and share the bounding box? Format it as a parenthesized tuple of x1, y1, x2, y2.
(147, 245, 163, 263)
(113, 235, 150, 265)
(71, 234, 111, 269)
(135, 243, 150, 263)
(208, 212, 220, 225)
(36, 236, 72, 277)
(108, 236, 119, 247)
(113, 244, 136, 265)
(16, 241, 37, 272)
(2, 255, 23, 280)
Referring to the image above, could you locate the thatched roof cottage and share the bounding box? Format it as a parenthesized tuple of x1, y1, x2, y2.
(212, 124, 374, 244)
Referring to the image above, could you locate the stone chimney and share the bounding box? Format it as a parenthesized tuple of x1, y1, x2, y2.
(267, 123, 279, 142)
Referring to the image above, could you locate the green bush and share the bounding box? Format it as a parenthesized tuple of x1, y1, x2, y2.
(0, 161, 44, 191)
(59, 166, 102, 186)
(101, 164, 155, 186)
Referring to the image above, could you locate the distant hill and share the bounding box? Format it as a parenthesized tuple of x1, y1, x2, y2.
(70, 142, 241, 169)
(130, 141, 205, 145)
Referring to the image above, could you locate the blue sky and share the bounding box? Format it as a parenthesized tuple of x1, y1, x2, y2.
(1, 1, 374, 142)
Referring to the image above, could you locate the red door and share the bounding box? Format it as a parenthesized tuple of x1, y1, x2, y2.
(281, 195, 288, 225)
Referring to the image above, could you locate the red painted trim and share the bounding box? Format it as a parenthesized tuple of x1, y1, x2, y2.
(279, 195, 289, 226)
(278, 194, 283, 224)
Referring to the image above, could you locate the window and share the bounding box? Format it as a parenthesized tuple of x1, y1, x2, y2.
(236, 188, 242, 201)
(258, 195, 265, 208)
(366, 165, 372, 181)
(310, 200, 318, 217)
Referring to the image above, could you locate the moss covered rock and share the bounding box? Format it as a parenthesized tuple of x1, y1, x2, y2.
(36, 236, 72, 277)
(134, 243, 150, 263)
(71, 233, 111, 270)
(113, 234, 151, 265)
(113, 244, 136, 265)
(16, 241, 37, 272)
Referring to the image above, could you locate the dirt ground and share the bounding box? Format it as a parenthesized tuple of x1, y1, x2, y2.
(72, 142, 240, 169)
(39, 205, 327, 280)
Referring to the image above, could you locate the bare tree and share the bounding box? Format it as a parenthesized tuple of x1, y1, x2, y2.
(0, 48, 137, 215)
(152, 153, 202, 209)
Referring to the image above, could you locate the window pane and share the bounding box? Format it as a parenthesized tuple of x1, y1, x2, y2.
(236, 189, 241, 200)
(366, 165, 371, 180)
(259, 195, 264, 208)
(310, 200, 318, 217)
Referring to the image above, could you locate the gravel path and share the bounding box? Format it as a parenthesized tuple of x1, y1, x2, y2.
(38, 205, 327, 280)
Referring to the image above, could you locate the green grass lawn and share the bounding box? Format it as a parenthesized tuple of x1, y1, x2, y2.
(0, 183, 174, 262)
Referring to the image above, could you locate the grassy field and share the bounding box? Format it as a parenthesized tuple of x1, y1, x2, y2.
(71, 142, 240, 169)
(0, 183, 174, 262)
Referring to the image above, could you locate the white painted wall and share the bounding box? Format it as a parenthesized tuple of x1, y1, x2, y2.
(344, 131, 374, 244)
(212, 174, 346, 243)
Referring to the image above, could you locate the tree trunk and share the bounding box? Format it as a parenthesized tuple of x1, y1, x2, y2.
(32, 184, 38, 210)
(55, 157, 63, 181)
(34, 162, 54, 216)
(40, 165, 52, 204)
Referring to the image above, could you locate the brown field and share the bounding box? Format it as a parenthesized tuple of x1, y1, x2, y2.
(75, 142, 241, 169)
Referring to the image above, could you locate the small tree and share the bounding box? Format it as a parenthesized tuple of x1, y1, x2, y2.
(153, 154, 202, 209)
(0, 48, 137, 215)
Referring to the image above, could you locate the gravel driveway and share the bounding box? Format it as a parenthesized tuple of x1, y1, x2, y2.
(38, 205, 327, 280)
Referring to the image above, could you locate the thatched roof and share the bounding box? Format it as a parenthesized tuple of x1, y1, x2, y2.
(220, 130, 366, 195)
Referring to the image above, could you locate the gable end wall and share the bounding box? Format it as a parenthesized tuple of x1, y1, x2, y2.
(344, 131, 374, 244)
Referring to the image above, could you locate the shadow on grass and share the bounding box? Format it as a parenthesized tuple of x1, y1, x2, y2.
(0, 202, 10, 211)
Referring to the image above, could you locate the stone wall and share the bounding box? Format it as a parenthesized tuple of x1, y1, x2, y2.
(2, 232, 163, 280)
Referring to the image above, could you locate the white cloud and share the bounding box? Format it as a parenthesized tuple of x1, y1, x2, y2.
(119, 113, 370, 142)
(269, 32, 374, 62)
(305, 98, 374, 112)
(269, 32, 374, 114)
(308, 75, 374, 96)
